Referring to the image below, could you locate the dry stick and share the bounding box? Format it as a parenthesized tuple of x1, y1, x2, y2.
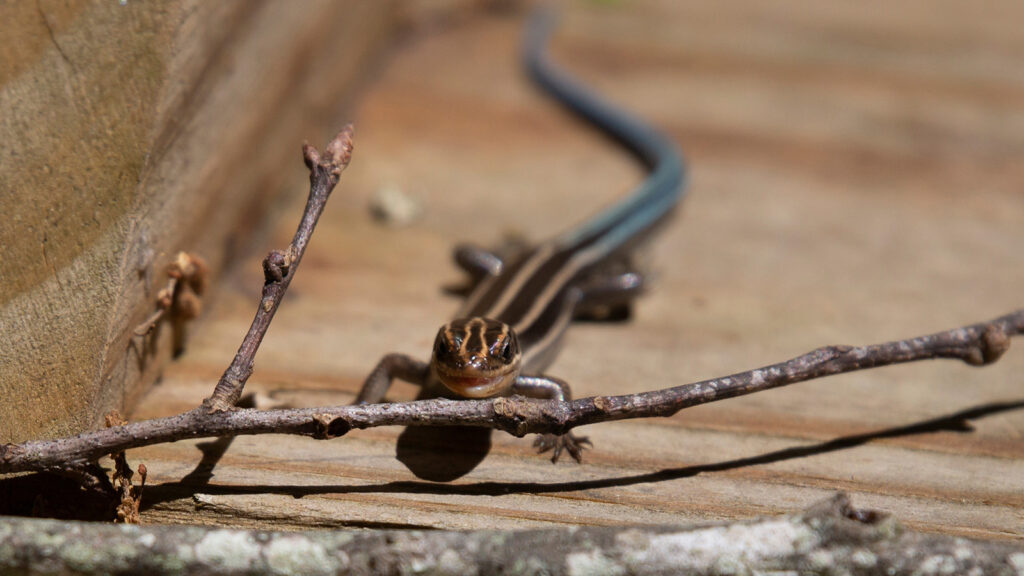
(1, 309, 1020, 475)
(204, 125, 354, 412)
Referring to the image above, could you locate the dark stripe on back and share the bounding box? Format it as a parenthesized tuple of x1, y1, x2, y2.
(490, 244, 573, 325)
(461, 248, 536, 318)
(516, 286, 575, 354)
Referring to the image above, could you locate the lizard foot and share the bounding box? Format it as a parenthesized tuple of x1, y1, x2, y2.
(533, 432, 591, 463)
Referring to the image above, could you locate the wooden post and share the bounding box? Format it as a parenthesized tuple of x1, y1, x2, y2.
(0, 0, 394, 443)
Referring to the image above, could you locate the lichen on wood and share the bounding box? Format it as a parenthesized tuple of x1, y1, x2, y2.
(0, 494, 1020, 575)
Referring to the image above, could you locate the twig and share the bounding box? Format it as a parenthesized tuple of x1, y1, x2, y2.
(1, 310, 1019, 475)
(1, 493, 1021, 574)
(132, 252, 208, 337)
(104, 411, 147, 524)
(204, 125, 354, 412)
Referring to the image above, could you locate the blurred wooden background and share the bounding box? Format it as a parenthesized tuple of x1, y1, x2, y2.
(124, 1, 1023, 539)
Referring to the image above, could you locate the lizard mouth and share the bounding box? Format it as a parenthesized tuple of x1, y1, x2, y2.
(436, 371, 515, 398)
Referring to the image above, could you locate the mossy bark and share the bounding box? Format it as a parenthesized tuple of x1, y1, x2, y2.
(0, 495, 1021, 575)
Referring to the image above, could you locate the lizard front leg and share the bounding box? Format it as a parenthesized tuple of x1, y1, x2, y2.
(512, 375, 591, 463)
(355, 353, 431, 405)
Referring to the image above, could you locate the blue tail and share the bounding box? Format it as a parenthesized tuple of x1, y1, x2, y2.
(523, 6, 687, 253)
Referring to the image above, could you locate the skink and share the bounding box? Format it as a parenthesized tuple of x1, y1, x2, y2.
(356, 8, 687, 462)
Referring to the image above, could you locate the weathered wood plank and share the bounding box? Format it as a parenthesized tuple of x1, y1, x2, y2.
(124, 1, 1024, 539)
(0, 0, 395, 443)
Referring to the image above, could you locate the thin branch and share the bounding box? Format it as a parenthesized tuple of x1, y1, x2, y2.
(204, 126, 354, 411)
(2, 310, 1019, 475)
(1, 493, 1021, 574)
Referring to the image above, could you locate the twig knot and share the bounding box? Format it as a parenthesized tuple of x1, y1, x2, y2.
(0, 443, 25, 463)
(312, 414, 351, 439)
(965, 323, 1010, 366)
(492, 397, 535, 437)
(324, 125, 355, 177)
(263, 250, 292, 283)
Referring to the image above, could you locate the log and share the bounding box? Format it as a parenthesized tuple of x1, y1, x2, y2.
(0, 495, 1021, 575)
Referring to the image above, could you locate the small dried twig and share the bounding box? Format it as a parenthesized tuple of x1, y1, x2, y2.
(105, 411, 146, 524)
(204, 125, 354, 412)
(114, 464, 146, 524)
(1, 310, 1020, 476)
(132, 252, 208, 337)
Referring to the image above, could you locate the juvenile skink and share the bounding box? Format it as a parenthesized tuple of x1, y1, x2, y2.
(356, 8, 687, 462)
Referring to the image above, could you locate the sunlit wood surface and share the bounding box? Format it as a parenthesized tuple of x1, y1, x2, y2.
(132, 1, 1024, 539)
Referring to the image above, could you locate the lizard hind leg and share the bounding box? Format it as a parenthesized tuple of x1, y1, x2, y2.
(454, 243, 505, 279)
(447, 235, 530, 297)
(444, 244, 506, 297)
(573, 250, 647, 322)
(574, 269, 645, 322)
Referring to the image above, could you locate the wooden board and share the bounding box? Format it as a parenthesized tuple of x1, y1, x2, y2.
(0, 0, 395, 443)
(130, 1, 1024, 539)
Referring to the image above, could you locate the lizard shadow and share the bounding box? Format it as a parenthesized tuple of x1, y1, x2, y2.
(394, 386, 494, 482)
(395, 424, 494, 482)
(140, 398, 1024, 508)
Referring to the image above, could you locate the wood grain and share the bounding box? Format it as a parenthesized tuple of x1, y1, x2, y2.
(0, 0, 394, 443)
(129, 1, 1024, 539)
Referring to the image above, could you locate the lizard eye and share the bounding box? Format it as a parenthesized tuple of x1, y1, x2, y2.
(499, 337, 516, 363)
(433, 329, 454, 359)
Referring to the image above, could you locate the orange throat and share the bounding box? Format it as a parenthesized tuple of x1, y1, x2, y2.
(436, 370, 514, 398)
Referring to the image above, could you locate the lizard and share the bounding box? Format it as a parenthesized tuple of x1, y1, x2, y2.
(355, 6, 687, 463)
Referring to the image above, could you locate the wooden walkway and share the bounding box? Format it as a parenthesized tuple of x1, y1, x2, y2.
(132, 1, 1024, 539)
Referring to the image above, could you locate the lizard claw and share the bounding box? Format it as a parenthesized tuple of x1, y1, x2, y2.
(533, 432, 592, 463)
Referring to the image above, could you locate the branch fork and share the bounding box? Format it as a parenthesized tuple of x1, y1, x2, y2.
(204, 125, 354, 412)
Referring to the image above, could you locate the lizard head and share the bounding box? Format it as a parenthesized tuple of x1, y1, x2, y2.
(432, 317, 521, 398)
